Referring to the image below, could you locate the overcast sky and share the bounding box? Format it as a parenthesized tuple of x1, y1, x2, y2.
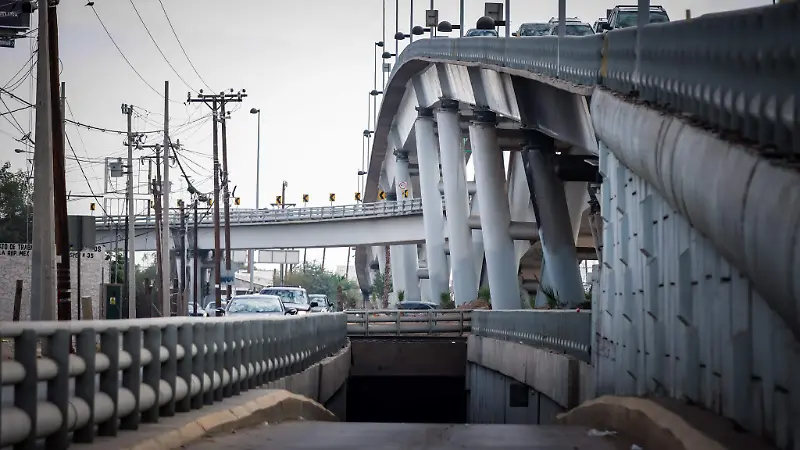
(0, 0, 770, 268)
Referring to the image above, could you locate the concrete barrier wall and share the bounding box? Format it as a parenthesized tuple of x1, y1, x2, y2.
(266, 341, 351, 418)
(467, 335, 592, 410)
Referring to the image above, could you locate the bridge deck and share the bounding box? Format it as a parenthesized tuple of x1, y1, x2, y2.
(185, 422, 621, 449)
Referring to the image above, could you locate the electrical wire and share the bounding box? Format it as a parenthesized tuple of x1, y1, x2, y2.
(155, 0, 214, 92)
(126, 0, 199, 93)
(66, 130, 109, 216)
(89, 4, 182, 105)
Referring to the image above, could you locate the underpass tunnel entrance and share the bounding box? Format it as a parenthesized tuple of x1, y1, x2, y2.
(345, 337, 467, 424)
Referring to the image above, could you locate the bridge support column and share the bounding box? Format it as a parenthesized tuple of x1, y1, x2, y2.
(469, 109, 520, 310)
(415, 107, 450, 304)
(394, 150, 422, 303)
(437, 99, 478, 305)
(525, 137, 585, 308)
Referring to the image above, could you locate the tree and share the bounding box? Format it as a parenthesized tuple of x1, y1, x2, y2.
(0, 162, 32, 243)
(371, 269, 392, 297)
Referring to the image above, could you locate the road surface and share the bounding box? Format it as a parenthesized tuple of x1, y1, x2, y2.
(185, 422, 620, 449)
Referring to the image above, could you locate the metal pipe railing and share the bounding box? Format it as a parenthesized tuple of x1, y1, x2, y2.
(96, 199, 424, 228)
(0, 314, 347, 448)
(471, 310, 592, 363)
(345, 309, 472, 336)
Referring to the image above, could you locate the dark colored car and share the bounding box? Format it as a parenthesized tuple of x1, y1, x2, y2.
(259, 286, 313, 314)
(465, 28, 498, 37)
(513, 22, 550, 37)
(220, 294, 298, 316)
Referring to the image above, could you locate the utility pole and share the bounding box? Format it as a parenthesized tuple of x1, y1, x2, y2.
(122, 103, 136, 319)
(30, 0, 56, 321)
(187, 90, 247, 313)
(280, 180, 287, 284)
(161, 81, 171, 316)
(220, 101, 233, 301)
(193, 197, 201, 315)
(153, 149, 164, 316)
(179, 200, 187, 315)
(54, 76, 71, 322)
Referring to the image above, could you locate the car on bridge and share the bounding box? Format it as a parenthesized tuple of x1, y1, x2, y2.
(512, 22, 550, 37)
(308, 294, 334, 312)
(546, 17, 595, 36)
(259, 286, 315, 314)
(464, 28, 498, 37)
(599, 5, 670, 31)
(221, 294, 299, 316)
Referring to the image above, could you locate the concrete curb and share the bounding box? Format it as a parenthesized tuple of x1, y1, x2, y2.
(555, 396, 775, 450)
(124, 390, 338, 450)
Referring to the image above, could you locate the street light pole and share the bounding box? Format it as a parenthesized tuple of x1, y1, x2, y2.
(249, 108, 260, 293)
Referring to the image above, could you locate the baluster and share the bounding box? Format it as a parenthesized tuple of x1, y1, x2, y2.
(99, 328, 121, 435)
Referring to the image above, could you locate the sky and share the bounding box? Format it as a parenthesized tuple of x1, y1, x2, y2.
(0, 0, 771, 270)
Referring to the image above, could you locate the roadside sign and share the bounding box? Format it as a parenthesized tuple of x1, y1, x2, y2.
(398, 181, 408, 189)
(0, 36, 15, 48)
(220, 269, 235, 286)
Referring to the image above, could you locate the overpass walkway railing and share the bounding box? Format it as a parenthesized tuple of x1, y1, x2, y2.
(345, 309, 472, 336)
(471, 310, 591, 363)
(0, 314, 346, 449)
(392, 2, 796, 154)
(96, 199, 424, 228)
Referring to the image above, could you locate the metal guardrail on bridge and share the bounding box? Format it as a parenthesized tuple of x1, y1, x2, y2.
(471, 310, 591, 363)
(96, 199, 424, 228)
(393, 3, 797, 154)
(345, 309, 472, 336)
(0, 314, 346, 449)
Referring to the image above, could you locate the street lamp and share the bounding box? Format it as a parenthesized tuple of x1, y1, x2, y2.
(248, 107, 261, 293)
(370, 90, 383, 96)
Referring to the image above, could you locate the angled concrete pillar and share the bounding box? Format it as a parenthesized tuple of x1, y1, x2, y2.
(526, 138, 585, 307)
(394, 151, 422, 302)
(436, 99, 478, 304)
(415, 107, 450, 304)
(469, 109, 520, 310)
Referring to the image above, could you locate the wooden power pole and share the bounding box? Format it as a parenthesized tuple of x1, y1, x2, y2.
(187, 90, 246, 313)
(220, 101, 233, 301)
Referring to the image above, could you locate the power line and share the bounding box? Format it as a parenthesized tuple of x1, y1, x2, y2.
(88, 4, 181, 104)
(126, 0, 199, 93)
(0, 104, 32, 116)
(65, 130, 109, 216)
(155, 0, 214, 92)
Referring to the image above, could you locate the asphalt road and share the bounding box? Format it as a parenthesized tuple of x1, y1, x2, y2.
(185, 422, 620, 450)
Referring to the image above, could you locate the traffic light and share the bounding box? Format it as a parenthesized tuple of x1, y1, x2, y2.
(177, 199, 184, 207)
(402, 189, 409, 198)
(355, 192, 362, 202)
(275, 195, 282, 205)
(302, 194, 309, 203)
(329, 193, 335, 202)
(149, 200, 154, 209)
(207, 198, 214, 206)
(378, 190, 386, 200)
(90, 203, 96, 211)
(234, 197, 241, 206)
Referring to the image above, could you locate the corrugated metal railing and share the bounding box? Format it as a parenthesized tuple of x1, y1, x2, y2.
(392, 2, 798, 154)
(471, 310, 591, 363)
(345, 309, 472, 336)
(0, 314, 347, 449)
(96, 199, 423, 228)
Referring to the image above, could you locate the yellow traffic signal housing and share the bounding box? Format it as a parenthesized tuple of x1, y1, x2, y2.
(276, 195, 282, 205)
(149, 200, 154, 209)
(378, 190, 386, 200)
(355, 192, 362, 202)
(329, 193, 336, 202)
(302, 194, 309, 203)
(402, 189, 409, 198)
(207, 198, 214, 206)
(234, 197, 241, 206)
(177, 199, 184, 207)
(90, 202, 96, 211)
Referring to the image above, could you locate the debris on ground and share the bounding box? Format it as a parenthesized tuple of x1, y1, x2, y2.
(457, 299, 491, 310)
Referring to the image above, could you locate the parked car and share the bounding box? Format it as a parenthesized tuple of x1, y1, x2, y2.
(513, 22, 550, 37)
(599, 5, 670, 31)
(203, 300, 227, 317)
(398, 301, 438, 313)
(220, 294, 297, 316)
(308, 294, 334, 312)
(592, 18, 609, 33)
(259, 286, 313, 314)
(464, 28, 498, 37)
